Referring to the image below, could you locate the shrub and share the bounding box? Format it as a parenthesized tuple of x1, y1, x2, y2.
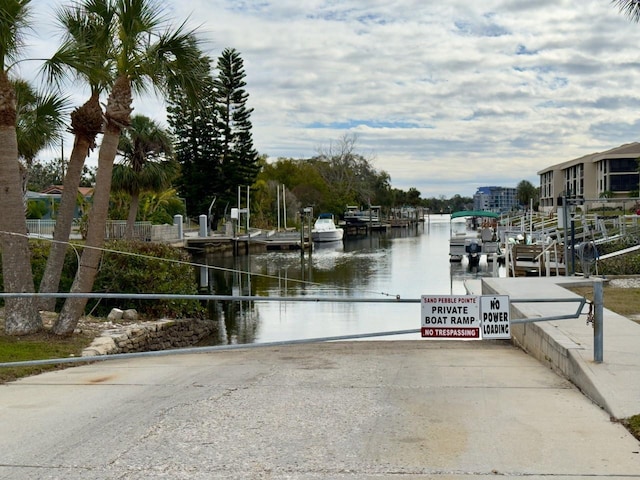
(91, 240, 205, 318)
(2, 240, 204, 319)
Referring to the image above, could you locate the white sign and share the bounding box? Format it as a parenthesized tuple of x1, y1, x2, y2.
(420, 294, 511, 340)
(480, 295, 511, 339)
(421, 295, 480, 339)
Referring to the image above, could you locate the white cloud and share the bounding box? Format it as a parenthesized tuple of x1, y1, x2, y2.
(22, 0, 640, 198)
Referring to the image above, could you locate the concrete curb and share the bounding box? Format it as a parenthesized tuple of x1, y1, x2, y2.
(482, 276, 640, 420)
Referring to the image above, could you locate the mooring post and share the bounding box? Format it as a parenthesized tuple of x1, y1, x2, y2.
(593, 280, 603, 363)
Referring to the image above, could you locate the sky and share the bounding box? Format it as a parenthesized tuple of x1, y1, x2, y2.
(20, 0, 640, 199)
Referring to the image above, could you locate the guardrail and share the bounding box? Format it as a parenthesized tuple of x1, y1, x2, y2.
(0, 282, 604, 367)
(25, 219, 155, 241)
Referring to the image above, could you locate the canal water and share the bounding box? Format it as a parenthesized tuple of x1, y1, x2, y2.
(200, 214, 505, 345)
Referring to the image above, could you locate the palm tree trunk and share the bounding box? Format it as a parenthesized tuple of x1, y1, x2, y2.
(0, 74, 42, 334)
(53, 128, 119, 334)
(39, 93, 102, 311)
(38, 135, 92, 311)
(125, 192, 139, 239)
(54, 76, 131, 335)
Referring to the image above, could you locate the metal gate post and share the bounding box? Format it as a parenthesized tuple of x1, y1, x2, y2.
(594, 281, 603, 363)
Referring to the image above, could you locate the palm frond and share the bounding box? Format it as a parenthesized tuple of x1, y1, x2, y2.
(612, 0, 640, 23)
(15, 81, 70, 162)
(42, 0, 117, 92)
(0, 0, 32, 72)
(142, 23, 208, 103)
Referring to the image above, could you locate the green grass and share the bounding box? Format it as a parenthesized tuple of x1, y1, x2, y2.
(566, 285, 640, 439)
(566, 285, 640, 323)
(622, 415, 640, 442)
(0, 331, 93, 384)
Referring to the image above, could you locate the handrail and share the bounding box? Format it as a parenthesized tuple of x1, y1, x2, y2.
(0, 286, 603, 365)
(534, 240, 558, 261)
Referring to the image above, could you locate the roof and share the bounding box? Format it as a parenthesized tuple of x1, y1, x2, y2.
(537, 142, 640, 175)
(41, 185, 94, 196)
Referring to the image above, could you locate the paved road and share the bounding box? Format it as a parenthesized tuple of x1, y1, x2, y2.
(0, 341, 638, 479)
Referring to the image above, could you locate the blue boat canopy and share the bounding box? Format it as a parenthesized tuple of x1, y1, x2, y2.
(450, 210, 499, 220)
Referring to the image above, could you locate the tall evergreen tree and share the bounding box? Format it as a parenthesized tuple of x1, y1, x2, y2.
(167, 57, 222, 223)
(214, 48, 259, 220)
(168, 48, 259, 230)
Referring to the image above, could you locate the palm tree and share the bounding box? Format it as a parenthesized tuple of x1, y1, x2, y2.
(54, 0, 206, 335)
(14, 80, 68, 196)
(37, 0, 113, 311)
(0, 0, 43, 335)
(112, 114, 177, 239)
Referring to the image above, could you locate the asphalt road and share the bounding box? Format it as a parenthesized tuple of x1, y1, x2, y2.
(0, 341, 639, 479)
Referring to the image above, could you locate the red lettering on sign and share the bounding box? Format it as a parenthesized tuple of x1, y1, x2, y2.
(421, 327, 480, 338)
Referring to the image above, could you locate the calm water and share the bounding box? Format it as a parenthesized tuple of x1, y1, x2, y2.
(200, 214, 504, 345)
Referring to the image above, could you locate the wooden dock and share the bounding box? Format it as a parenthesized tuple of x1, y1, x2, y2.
(506, 243, 566, 277)
(184, 232, 311, 256)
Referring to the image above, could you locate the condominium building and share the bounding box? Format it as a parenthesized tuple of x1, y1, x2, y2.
(537, 142, 640, 213)
(473, 186, 518, 213)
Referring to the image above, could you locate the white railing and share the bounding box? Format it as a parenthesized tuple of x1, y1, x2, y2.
(26, 219, 158, 241)
(26, 219, 56, 237)
(105, 221, 152, 240)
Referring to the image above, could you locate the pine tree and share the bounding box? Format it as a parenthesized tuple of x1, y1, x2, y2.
(168, 48, 259, 230)
(167, 57, 222, 220)
(214, 48, 260, 210)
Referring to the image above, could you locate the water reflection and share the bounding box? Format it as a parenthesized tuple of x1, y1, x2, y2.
(196, 216, 504, 345)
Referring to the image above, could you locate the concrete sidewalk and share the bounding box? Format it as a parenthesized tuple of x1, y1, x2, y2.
(480, 276, 640, 420)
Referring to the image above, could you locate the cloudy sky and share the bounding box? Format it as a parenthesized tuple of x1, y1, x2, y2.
(21, 0, 640, 198)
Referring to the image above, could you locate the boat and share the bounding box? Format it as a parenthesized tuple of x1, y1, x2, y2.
(312, 213, 344, 242)
(343, 205, 380, 225)
(449, 210, 500, 265)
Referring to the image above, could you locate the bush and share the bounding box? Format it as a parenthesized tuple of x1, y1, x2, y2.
(3, 240, 204, 319)
(595, 237, 640, 275)
(597, 253, 640, 275)
(91, 240, 205, 318)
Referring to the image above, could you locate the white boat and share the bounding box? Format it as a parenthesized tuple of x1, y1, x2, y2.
(312, 213, 344, 242)
(449, 211, 500, 265)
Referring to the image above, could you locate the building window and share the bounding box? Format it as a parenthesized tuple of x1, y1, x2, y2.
(609, 174, 639, 192)
(609, 158, 638, 173)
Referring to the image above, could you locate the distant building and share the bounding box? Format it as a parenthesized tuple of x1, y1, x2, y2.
(473, 186, 518, 213)
(27, 185, 94, 219)
(41, 185, 94, 198)
(537, 142, 640, 213)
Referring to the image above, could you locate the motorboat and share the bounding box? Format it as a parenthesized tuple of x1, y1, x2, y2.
(449, 210, 500, 265)
(312, 213, 344, 242)
(343, 205, 380, 225)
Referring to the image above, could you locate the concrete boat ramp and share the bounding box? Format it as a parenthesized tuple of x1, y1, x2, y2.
(0, 276, 639, 478)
